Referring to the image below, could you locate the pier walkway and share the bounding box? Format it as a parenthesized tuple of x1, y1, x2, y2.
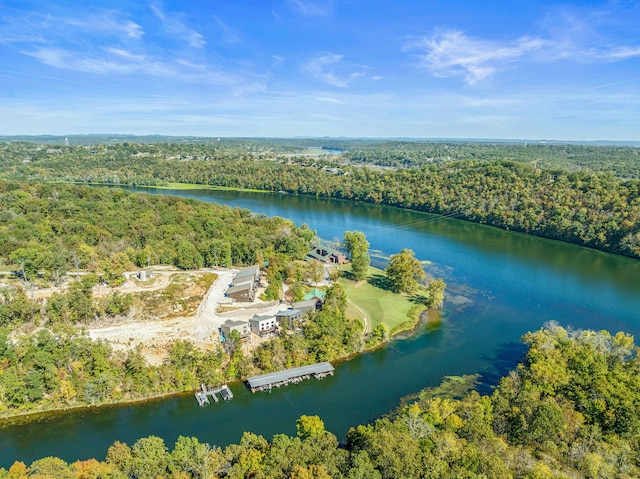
(247, 362, 335, 393)
(195, 384, 233, 406)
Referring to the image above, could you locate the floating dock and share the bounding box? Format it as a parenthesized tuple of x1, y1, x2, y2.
(195, 384, 233, 406)
(246, 362, 335, 393)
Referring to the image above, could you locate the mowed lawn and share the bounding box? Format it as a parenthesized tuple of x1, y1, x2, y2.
(338, 266, 417, 331)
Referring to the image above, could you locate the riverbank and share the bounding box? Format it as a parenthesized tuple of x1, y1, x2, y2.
(0, 297, 439, 426)
(1, 180, 639, 468)
(44, 179, 640, 261)
(0, 388, 198, 427)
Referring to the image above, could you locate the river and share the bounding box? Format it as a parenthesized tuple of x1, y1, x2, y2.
(1, 188, 639, 467)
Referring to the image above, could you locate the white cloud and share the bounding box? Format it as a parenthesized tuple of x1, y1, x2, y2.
(213, 16, 242, 45)
(24, 47, 170, 76)
(1, 5, 256, 87)
(588, 46, 640, 61)
(65, 15, 144, 40)
(272, 55, 285, 67)
(22, 46, 240, 85)
(405, 27, 640, 86)
(405, 30, 546, 85)
(302, 53, 366, 87)
(150, 3, 206, 48)
(0, 9, 144, 44)
(288, 0, 332, 17)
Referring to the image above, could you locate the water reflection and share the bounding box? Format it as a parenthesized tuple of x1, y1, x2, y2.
(1, 186, 638, 467)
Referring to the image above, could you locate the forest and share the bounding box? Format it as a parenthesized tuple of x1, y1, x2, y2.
(0, 182, 375, 416)
(0, 139, 639, 477)
(1, 140, 638, 259)
(2, 324, 639, 479)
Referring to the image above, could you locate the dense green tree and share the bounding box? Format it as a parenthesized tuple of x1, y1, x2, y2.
(28, 457, 73, 479)
(175, 240, 205, 270)
(9, 247, 41, 282)
(0, 288, 39, 326)
(385, 249, 425, 294)
(296, 415, 326, 440)
(426, 278, 446, 309)
(67, 275, 97, 323)
(343, 231, 370, 281)
(306, 260, 325, 286)
(129, 436, 169, 479)
(8, 323, 640, 478)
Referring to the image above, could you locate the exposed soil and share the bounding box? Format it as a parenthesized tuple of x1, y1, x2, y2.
(4, 268, 290, 366)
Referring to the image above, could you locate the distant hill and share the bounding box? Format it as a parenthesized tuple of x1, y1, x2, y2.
(1, 134, 638, 147)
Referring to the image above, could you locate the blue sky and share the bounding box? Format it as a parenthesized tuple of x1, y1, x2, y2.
(1, 0, 639, 140)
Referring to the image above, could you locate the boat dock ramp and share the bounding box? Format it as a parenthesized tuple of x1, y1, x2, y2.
(195, 384, 233, 406)
(246, 362, 335, 393)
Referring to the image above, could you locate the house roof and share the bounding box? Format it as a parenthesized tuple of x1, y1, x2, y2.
(303, 288, 326, 301)
(232, 276, 254, 287)
(306, 241, 345, 260)
(276, 309, 302, 318)
(292, 299, 318, 311)
(250, 314, 276, 324)
(222, 319, 249, 328)
(306, 251, 327, 262)
(247, 362, 335, 389)
(228, 283, 252, 294)
(235, 264, 260, 279)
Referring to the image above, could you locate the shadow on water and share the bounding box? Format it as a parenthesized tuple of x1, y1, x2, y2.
(476, 341, 529, 396)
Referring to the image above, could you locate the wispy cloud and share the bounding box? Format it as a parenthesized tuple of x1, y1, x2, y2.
(577, 45, 640, 62)
(22, 46, 241, 86)
(404, 30, 546, 85)
(0, 9, 143, 44)
(302, 53, 367, 87)
(287, 0, 332, 17)
(150, 2, 206, 48)
(65, 14, 144, 40)
(0, 5, 255, 87)
(406, 26, 640, 85)
(213, 16, 242, 45)
(24, 47, 173, 76)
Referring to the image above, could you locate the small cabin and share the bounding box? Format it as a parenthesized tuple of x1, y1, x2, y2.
(306, 245, 347, 265)
(303, 288, 326, 302)
(137, 270, 153, 281)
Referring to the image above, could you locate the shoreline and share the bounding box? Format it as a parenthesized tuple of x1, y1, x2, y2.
(0, 306, 440, 427)
(15, 178, 640, 262)
(0, 180, 443, 426)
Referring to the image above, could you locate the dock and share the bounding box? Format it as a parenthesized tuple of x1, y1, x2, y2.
(195, 384, 233, 406)
(246, 362, 335, 393)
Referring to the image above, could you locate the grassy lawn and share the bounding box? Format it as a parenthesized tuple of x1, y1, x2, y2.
(64, 180, 270, 194)
(337, 265, 420, 332)
(147, 182, 268, 193)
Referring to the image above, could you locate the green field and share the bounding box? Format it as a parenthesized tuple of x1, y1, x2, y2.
(149, 182, 269, 193)
(338, 265, 420, 332)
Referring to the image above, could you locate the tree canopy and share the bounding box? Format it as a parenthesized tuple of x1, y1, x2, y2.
(5, 324, 640, 478)
(385, 249, 425, 294)
(1, 140, 639, 258)
(343, 231, 370, 281)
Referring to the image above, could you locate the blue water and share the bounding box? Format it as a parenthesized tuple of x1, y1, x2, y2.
(1, 188, 638, 467)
